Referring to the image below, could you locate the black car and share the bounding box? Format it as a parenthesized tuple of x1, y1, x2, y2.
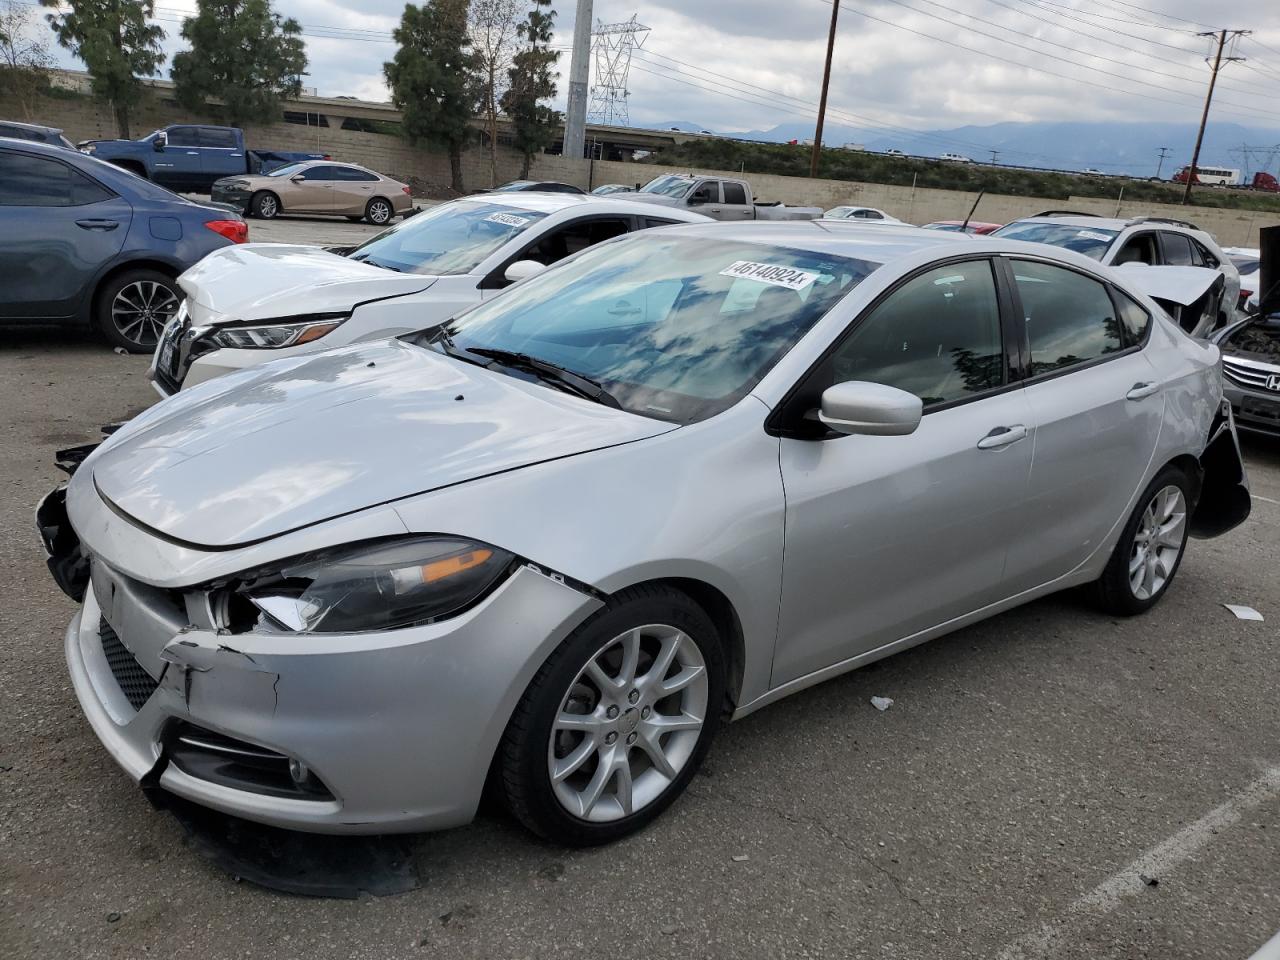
(0, 138, 246, 352)
(0, 120, 76, 150)
(493, 179, 585, 194)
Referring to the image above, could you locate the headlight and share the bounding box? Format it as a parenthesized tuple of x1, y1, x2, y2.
(229, 537, 515, 633)
(81, 144, 95, 154)
(207, 317, 346, 350)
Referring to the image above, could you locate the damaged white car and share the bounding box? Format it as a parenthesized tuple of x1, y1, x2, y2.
(40, 223, 1250, 845)
(150, 192, 708, 395)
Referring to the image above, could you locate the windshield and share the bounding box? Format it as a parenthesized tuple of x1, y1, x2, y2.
(640, 175, 694, 198)
(266, 162, 309, 178)
(825, 207, 853, 219)
(346, 199, 549, 275)
(435, 233, 877, 422)
(992, 221, 1120, 260)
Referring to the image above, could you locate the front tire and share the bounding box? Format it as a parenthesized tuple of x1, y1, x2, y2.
(499, 585, 726, 846)
(94, 268, 182, 352)
(1093, 466, 1192, 616)
(251, 191, 280, 219)
(364, 197, 393, 225)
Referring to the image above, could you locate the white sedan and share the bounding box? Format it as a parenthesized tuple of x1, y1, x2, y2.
(150, 193, 710, 395)
(823, 205, 904, 224)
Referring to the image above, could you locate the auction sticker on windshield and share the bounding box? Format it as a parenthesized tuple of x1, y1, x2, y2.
(485, 212, 532, 228)
(1077, 230, 1114, 242)
(719, 260, 819, 290)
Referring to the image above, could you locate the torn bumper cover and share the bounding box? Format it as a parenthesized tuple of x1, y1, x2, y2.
(63, 559, 600, 834)
(1190, 400, 1251, 539)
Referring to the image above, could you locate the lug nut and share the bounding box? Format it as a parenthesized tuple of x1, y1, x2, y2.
(605, 732, 618, 745)
(628, 689, 640, 704)
(626, 732, 637, 744)
(641, 706, 651, 719)
(606, 705, 620, 719)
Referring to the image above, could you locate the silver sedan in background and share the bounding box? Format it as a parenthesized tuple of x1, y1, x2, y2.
(39, 222, 1249, 846)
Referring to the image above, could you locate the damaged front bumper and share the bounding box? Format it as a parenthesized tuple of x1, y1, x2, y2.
(57, 541, 601, 834)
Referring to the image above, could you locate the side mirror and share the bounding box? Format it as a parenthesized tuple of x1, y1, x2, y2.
(290, 174, 305, 183)
(504, 259, 546, 283)
(818, 381, 922, 436)
(153, 132, 167, 152)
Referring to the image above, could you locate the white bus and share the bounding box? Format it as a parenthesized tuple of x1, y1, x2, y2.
(1174, 165, 1240, 186)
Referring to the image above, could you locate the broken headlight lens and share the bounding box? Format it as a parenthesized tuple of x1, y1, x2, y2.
(237, 537, 514, 633)
(208, 318, 346, 350)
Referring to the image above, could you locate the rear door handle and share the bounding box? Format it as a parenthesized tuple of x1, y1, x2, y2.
(76, 219, 120, 231)
(977, 424, 1028, 450)
(1126, 381, 1160, 400)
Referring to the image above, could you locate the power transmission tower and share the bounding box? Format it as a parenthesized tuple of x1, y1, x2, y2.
(1182, 28, 1249, 204)
(587, 15, 650, 127)
(1156, 147, 1171, 179)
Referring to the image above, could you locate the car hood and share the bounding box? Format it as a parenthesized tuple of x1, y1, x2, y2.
(89, 339, 676, 548)
(178, 243, 437, 323)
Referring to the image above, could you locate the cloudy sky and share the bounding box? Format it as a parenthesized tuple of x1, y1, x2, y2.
(28, 0, 1280, 137)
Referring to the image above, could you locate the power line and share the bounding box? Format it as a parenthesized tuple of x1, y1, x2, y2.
(846, 0, 1280, 121)
(1093, 0, 1216, 32)
(1014, 0, 1205, 56)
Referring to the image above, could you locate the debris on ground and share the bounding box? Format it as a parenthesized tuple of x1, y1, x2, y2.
(1140, 874, 1159, 887)
(870, 696, 895, 712)
(1223, 604, 1265, 621)
(112, 347, 127, 355)
(731, 854, 749, 862)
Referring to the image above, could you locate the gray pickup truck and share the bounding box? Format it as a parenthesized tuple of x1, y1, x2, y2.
(621, 174, 822, 221)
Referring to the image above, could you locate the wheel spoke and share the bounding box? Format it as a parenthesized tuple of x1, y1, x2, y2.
(639, 632, 682, 692)
(117, 315, 145, 338)
(576, 748, 614, 817)
(586, 659, 622, 695)
(552, 736, 597, 783)
(613, 756, 634, 816)
(661, 664, 705, 695)
(1142, 554, 1157, 597)
(554, 711, 600, 732)
(617, 629, 641, 686)
(636, 729, 678, 779)
(1129, 547, 1146, 576)
(647, 712, 703, 734)
(115, 289, 144, 312)
(1155, 515, 1185, 550)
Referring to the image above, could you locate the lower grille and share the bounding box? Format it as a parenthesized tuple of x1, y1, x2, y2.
(99, 617, 158, 711)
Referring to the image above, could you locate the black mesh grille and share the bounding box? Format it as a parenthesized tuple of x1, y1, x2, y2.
(99, 617, 158, 711)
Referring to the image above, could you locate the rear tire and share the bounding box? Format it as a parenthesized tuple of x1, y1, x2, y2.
(94, 268, 182, 353)
(251, 191, 281, 219)
(499, 585, 725, 846)
(1093, 465, 1192, 616)
(364, 197, 393, 225)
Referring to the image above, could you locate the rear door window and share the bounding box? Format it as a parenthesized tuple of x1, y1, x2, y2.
(199, 127, 238, 148)
(1013, 260, 1124, 375)
(1160, 232, 1195, 266)
(0, 152, 112, 206)
(1112, 232, 1158, 265)
(722, 181, 748, 204)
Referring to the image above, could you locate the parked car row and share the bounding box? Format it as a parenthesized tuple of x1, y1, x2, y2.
(32, 188, 1257, 849)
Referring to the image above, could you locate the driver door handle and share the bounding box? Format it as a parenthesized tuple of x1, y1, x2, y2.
(977, 424, 1027, 450)
(1126, 381, 1160, 400)
(76, 219, 120, 231)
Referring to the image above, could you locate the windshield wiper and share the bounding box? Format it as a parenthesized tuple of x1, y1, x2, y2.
(349, 253, 404, 272)
(466, 347, 621, 409)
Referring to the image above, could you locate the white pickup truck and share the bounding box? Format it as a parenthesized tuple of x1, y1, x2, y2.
(620, 174, 823, 221)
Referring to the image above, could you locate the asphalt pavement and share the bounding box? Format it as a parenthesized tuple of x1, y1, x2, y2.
(2, 219, 1279, 958)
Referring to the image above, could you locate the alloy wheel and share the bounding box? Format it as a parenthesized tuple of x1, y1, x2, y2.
(548, 624, 709, 822)
(369, 200, 391, 224)
(259, 195, 278, 218)
(1128, 484, 1187, 600)
(111, 280, 180, 348)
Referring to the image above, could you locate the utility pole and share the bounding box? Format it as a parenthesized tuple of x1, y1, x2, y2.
(1155, 146, 1171, 179)
(810, 0, 840, 179)
(1182, 28, 1248, 204)
(988, 149, 1000, 165)
(563, 0, 593, 163)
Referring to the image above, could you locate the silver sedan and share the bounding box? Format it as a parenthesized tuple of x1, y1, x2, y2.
(38, 222, 1250, 845)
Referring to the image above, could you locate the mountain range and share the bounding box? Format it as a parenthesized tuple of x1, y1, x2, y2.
(653, 119, 1280, 178)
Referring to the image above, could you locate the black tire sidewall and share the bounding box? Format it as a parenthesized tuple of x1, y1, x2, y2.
(251, 191, 280, 219)
(502, 587, 726, 846)
(94, 268, 180, 352)
(1097, 465, 1193, 616)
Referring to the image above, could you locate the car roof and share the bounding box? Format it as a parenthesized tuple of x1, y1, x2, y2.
(462, 191, 706, 219)
(0, 120, 60, 134)
(0, 135, 74, 155)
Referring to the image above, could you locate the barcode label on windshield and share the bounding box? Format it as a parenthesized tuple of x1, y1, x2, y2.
(720, 260, 819, 290)
(1076, 230, 1112, 242)
(485, 212, 532, 228)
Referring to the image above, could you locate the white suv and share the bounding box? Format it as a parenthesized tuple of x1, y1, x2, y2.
(994, 212, 1240, 337)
